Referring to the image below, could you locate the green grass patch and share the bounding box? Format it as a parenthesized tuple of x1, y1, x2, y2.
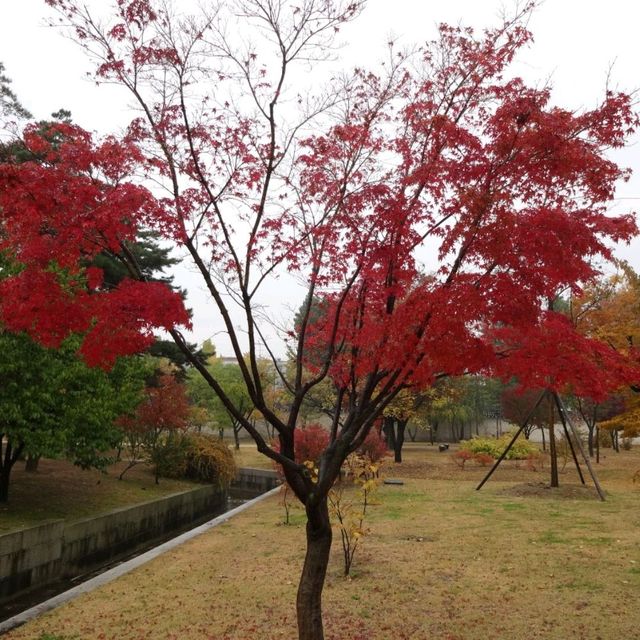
(536, 530, 571, 544)
(501, 502, 526, 511)
(581, 536, 615, 546)
(559, 579, 604, 592)
(379, 506, 404, 520)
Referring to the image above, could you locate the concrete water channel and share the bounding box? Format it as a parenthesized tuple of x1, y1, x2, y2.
(0, 468, 280, 634)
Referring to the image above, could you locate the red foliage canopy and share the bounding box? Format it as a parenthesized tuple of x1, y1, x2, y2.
(2, 1, 639, 439)
(119, 374, 190, 434)
(296, 41, 640, 400)
(136, 374, 190, 432)
(492, 312, 640, 401)
(0, 123, 190, 367)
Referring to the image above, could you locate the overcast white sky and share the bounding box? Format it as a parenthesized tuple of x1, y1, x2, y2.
(2, 0, 639, 356)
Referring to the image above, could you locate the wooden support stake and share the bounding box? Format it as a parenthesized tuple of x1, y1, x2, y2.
(557, 409, 586, 485)
(553, 393, 606, 501)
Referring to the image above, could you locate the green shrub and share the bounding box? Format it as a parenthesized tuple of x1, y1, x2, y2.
(459, 437, 501, 458)
(509, 436, 539, 460)
(460, 431, 539, 460)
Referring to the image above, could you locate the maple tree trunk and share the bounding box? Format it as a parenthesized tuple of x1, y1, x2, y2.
(596, 427, 600, 463)
(0, 468, 10, 503)
(548, 402, 559, 489)
(587, 425, 595, 458)
(394, 419, 408, 463)
(548, 426, 559, 487)
(233, 424, 241, 450)
(297, 496, 332, 640)
(0, 438, 23, 503)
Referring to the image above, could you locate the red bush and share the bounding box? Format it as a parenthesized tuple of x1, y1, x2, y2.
(294, 423, 331, 464)
(452, 449, 474, 469)
(358, 429, 388, 463)
(474, 452, 495, 467)
(525, 451, 545, 471)
(272, 423, 330, 470)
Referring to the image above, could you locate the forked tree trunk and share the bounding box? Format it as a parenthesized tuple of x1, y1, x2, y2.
(382, 418, 408, 462)
(25, 454, 40, 472)
(0, 439, 24, 503)
(297, 496, 332, 640)
(0, 468, 10, 503)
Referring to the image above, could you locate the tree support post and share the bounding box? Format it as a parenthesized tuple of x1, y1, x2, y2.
(557, 411, 586, 485)
(553, 393, 606, 501)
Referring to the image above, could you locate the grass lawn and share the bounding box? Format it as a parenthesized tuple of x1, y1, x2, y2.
(5, 444, 640, 639)
(0, 442, 268, 534)
(0, 459, 203, 534)
(231, 442, 275, 470)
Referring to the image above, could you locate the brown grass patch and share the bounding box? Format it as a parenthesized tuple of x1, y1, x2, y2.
(5, 444, 640, 640)
(500, 482, 602, 500)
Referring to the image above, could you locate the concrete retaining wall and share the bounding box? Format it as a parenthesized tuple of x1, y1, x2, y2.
(0, 485, 226, 605)
(0, 521, 65, 603)
(232, 467, 280, 498)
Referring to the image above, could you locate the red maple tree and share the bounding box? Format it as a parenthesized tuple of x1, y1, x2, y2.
(134, 374, 190, 432)
(2, 1, 639, 637)
(117, 373, 191, 482)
